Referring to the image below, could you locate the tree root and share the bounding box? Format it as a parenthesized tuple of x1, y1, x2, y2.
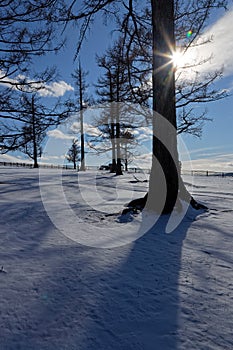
(122, 192, 208, 215)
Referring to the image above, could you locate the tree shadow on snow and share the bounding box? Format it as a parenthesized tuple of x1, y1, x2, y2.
(1, 203, 203, 350)
(77, 210, 199, 350)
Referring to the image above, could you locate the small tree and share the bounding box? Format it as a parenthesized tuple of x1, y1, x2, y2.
(120, 130, 137, 172)
(66, 139, 81, 170)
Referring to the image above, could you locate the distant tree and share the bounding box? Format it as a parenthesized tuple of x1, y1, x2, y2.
(95, 39, 147, 175)
(95, 55, 117, 173)
(96, 41, 129, 175)
(20, 124, 44, 169)
(1, 92, 74, 167)
(66, 139, 81, 170)
(72, 62, 89, 171)
(88, 116, 139, 172)
(120, 130, 137, 172)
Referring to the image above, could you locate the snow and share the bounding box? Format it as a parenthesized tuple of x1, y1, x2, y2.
(0, 166, 233, 349)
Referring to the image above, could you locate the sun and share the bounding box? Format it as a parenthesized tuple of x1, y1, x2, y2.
(172, 49, 186, 69)
(171, 46, 198, 71)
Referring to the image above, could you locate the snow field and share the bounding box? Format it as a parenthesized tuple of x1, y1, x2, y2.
(0, 167, 233, 349)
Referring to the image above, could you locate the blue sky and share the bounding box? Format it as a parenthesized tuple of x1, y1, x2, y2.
(1, 6, 233, 172)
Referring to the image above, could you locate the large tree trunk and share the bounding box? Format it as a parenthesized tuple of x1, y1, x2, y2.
(124, 0, 207, 215)
(146, 0, 178, 214)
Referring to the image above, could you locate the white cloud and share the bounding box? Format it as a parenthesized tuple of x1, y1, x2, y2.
(199, 9, 233, 76)
(180, 145, 227, 158)
(0, 153, 32, 163)
(182, 153, 233, 172)
(47, 129, 74, 140)
(125, 126, 152, 142)
(133, 152, 152, 169)
(138, 126, 152, 136)
(40, 155, 65, 161)
(39, 81, 74, 97)
(177, 8, 233, 79)
(70, 122, 101, 137)
(0, 70, 74, 97)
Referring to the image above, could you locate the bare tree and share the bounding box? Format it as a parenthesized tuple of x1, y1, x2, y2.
(19, 95, 45, 168)
(95, 39, 148, 174)
(72, 62, 89, 171)
(1, 92, 74, 167)
(66, 139, 81, 170)
(120, 130, 137, 172)
(87, 113, 140, 172)
(95, 54, 118, 173)
(95, 42, 129, 175)
(0, 0, 62, 87)
(0, 0, 67, 158)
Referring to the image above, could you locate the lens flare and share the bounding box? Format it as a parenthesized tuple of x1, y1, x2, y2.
(172, 50, 185, 68)
(186, 30, 193, 38)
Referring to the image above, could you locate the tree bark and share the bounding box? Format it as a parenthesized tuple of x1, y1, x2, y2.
(80, 109, 85, 171)
(79, 62, 86, 171)
(122, 1, 208, 215)
(110, 128, 117, 173)
(32, 96, 39, 169)
(146, 0, 179, 214)
(115, 74, 123, 176)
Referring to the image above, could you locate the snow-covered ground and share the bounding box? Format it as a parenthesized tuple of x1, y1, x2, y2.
(0, 167, 233, 350)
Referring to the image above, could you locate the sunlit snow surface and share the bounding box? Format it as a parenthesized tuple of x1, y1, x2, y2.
(0, 167, 233, 350)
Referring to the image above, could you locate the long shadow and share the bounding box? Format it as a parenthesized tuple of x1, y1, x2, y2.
(1, 209, 198, 350)
(77, 213, 196, 350)
(0, 167, 201, 349)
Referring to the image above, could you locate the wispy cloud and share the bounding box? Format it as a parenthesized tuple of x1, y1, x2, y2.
(133, 152, 152, 169)
(199, 9, 233, 76)
(0, 153, 32, 163)
(70, 122, 101, 137)
(47, 129, 74, 140)
(180, 145, 228, 158)
(39, 81, 74, 97)
(182, 153, 233, 172)
(178, 8, 233, 79)
(40, 155, 65, 162)
(0, 70, 74, 97)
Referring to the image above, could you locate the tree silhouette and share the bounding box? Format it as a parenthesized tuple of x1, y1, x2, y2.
(66, 139, 81, 170)
(1, 92, 74, 167)
(72, 62, 89, 171)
